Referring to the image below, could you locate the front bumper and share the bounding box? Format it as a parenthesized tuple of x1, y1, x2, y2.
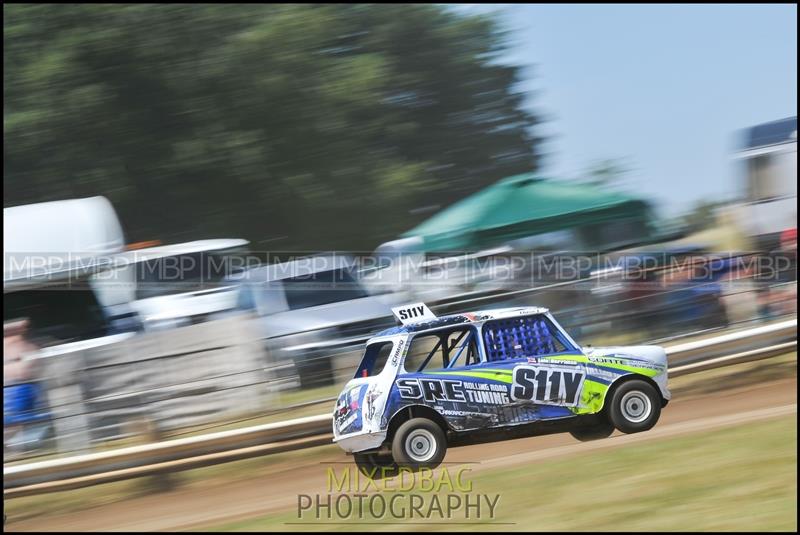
(333, 429, 387, 453)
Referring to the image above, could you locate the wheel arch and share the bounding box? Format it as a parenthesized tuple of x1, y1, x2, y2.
(600, 373, 666, 412)
(385, 404, 450, 442)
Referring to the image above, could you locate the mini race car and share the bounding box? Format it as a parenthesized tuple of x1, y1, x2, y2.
(332, 304, 670, 476)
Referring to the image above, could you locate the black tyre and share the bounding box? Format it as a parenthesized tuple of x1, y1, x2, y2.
(569, 420, 615, 441)
(391, 418, 447, 471)
(608, 379, 661, 434)
(354, 452, 398, 480)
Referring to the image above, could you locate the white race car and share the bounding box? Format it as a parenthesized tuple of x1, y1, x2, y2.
(333, 304, 670, 476)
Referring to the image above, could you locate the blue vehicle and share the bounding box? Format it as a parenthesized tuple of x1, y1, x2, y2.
(332, 304, 671, 476)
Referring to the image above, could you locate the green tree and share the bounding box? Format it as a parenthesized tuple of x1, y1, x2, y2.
(4, 4, 541, 250)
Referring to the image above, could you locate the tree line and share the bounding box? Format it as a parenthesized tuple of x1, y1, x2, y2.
(4, 4, 541, 251)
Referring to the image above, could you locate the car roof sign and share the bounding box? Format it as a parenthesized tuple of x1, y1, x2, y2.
(391, 302, 436, 325)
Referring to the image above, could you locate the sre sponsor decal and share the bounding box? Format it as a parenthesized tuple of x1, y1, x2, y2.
(396, 378, 510, 405)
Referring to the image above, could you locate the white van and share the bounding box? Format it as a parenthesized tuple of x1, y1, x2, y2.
(116, 239, 251, 329)
(4, 196, 132, 305)
(4, 196, 139, 342)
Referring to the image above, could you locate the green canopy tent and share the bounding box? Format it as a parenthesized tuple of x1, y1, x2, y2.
(402, 173, 654, 252)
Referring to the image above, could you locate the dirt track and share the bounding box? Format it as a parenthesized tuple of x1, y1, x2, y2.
(5, 373, 797, 532)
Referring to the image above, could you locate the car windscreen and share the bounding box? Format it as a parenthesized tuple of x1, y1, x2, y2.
(282, 268, 369, 310)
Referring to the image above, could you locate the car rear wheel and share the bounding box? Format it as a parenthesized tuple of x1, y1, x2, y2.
(354, 452, 399, 479)
(569, 420, 615, 441)
(391, 418, 447, 471)
(608, 379, 661, 433)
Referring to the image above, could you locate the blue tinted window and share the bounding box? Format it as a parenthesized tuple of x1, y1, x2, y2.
(483, 315, 570, 361)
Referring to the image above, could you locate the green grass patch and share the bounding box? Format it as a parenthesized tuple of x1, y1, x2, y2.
(210, 414, 797, 532)
(6, 353, 796, 530)
(4, 444, 342, 523)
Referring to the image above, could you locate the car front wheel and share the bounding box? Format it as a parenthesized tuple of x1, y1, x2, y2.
(608, 379, 661, 434)
(391, 418, 447, 471)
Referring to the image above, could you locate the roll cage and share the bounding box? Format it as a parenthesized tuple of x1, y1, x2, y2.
(356, 312, 581, 379)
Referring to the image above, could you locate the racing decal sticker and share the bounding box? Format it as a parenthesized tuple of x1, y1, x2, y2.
(396, 378, 510, 405)
(334, 384, 366, 434)
(510, 365, 585, 407)
(389, 373, 578, 431)
(427, 369, 513, 383)
(364, 382, 382, 423)
(586, 356, 663, 377)
(389, 339, 406, 367)
(461, 381, 511, 405)
(527, 356, 579, 366)
(587, 356, 628, 366)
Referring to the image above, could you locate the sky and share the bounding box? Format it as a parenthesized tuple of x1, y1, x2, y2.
(453, 4, 797, 217)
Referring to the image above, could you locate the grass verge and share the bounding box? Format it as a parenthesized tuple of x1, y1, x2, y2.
(209, 413, 797, 532)
(5, 352, 796, 528)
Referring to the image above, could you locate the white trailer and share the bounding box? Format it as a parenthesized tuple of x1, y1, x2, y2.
(732, 116, 797, 247)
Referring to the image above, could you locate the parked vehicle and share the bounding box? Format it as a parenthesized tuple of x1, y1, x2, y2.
(228, 255, 407, 387)
(118, 239, 250, 330)
(584, 248, 734, 338)
(4, 196, 141, 342)
(333, 304, 670, 477)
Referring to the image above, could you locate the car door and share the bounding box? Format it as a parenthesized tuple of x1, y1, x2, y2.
(423, 326, 524, 430)
(394, 325, 511, 431)
(481, 315, 587, 423)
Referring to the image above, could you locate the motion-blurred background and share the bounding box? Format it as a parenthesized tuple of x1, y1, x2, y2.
(3, 3, 797, 531)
